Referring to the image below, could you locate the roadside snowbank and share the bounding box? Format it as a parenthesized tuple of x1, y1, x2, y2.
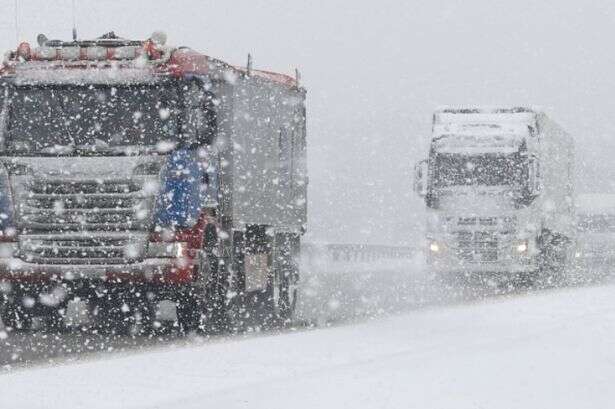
(2, 284, 614, 409)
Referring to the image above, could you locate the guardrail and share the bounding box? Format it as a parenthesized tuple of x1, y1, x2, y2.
(302, 243, 418, 264)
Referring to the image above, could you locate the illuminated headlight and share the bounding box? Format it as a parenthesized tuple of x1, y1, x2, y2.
(147, 242, 189, 258)
(429, 242, 440, 253)
(515, 241, 528, 253)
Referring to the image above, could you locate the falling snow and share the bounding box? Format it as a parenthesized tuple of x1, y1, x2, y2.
(0, 3, 614, 409)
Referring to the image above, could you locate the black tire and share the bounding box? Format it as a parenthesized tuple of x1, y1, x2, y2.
(200, 248, 238, 334)
(256, 267, 297, 328)
(517, 270, 539, 288)
(41, 307, 68, 334)
(538, 232, 569, 288)
(92, 302, 132, 336)
(92, 291, 154, 336)
(176, 291, 203, 333)
(199, 221, 236, 333)
(1, 300, 33, 332)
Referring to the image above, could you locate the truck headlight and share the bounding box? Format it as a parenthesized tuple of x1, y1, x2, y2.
(147, 242, 189, 258)
(429, 242, 440, 253)
(515, 240, 528, 253)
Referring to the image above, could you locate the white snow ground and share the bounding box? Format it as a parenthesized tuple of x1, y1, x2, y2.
(1, 283, 614, 409)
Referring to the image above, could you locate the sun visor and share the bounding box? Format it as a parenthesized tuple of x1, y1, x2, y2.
(12, 62, 158, 86)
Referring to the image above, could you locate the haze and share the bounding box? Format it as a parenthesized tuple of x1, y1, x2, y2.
(0, 0, 611, 245)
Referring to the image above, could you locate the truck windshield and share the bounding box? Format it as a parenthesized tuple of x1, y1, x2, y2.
(433, 152, 524, 187)
(2, 82, 181, 155)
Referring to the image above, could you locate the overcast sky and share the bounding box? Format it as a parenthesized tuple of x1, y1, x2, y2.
(1, 0, 614, 245)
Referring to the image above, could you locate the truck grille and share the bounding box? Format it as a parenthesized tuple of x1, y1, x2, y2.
(18, 234, 147, 265)
(456, 231, 498, 262)
(19, 179, 151, 233)
(457, 216, 516, 229)
(16, 177, 155, 265)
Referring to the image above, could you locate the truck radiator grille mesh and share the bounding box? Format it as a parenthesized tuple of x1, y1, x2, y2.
(456, 231, 498, 262)
(16, 178, 153, 265)
(18, 235, 146, 265)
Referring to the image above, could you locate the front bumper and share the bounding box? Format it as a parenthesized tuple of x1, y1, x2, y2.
(0, 257, 196, 284)
(427, 249, 537, 275)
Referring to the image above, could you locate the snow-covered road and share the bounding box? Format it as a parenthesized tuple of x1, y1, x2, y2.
(0, 256, 431, 368)
(2, 281, 614, 409)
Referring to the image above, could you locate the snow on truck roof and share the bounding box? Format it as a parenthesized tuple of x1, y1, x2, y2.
(433, 106, 539, 128)
(435, 107, 538, 115)
(433, 133, 524, 154)
(431, 108, 536, 154)
(434, 122, 531, 135)
(0, 31, 300, 89)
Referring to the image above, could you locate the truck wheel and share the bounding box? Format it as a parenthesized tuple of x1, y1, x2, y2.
(176, 291, 203, 333)
(517, 270, 538, 288)
(42, 307, 68, 334)
(93, 302, 131, 336)
(198, 222, 236, 333)
(538, 234, 569, 288)
(258, 268, 296, 328)
(271, 233, 300, 325)
(1, 301, 33, 332)
(93, 292, 154, 336)
(201, 256, 245, 334)
(205, 296, 238, 334)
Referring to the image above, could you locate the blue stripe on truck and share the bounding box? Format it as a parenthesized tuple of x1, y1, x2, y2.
(154, 148, 202, 229)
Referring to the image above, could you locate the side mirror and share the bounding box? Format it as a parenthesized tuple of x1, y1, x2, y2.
(413, 159, 429, 197)
(528, 156, 541, 196)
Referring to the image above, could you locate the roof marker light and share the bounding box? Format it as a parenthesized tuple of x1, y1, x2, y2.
(16, 42, 31, 61)
(150, 31, 167, 46)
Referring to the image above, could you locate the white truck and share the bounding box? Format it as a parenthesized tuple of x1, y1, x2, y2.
(414, 107, 575, 283)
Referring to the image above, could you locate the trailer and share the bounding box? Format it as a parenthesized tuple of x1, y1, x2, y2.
(0, 32, 307, 333)
(414, 107, 575, 283)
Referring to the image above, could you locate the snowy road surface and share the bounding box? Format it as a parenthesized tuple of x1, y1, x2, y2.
(0, 257, 429, 368)
(2, 282, 615, 409)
